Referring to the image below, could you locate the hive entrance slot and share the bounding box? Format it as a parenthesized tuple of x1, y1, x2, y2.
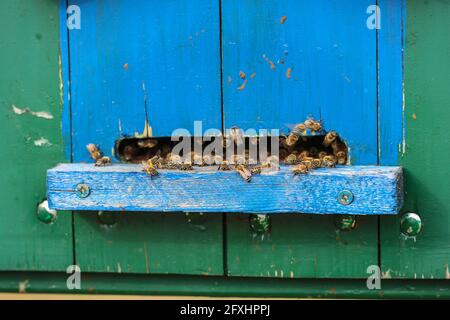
(113, 129, 349, 171)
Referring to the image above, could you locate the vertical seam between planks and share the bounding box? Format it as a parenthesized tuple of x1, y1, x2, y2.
(64, 0, 77, 266)
(219, 0, 228, 277)
(375, 0, 382, 270)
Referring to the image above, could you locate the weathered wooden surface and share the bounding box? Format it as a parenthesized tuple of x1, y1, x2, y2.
(222, 0, 377, 165)
(48, 164, 403, 215)
(381, 0, 450, 279)
(227, 214, 378, 278)
(0, 0, 73, 271)
(74, 211, 223, 275)
(68, 0, 222, 162)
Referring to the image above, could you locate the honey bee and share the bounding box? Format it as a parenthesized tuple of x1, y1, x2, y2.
(285, 153, 298, 165)
(95, 156, 112, 167)
(137, 138, 158, 149)
(301, 159, 313, 170)
(292, 163, 308, 175)
(323, 131, 338, 147)
(180, 162, 193, 171)
(297, 150, 310, 161)
(312, 121, 322, 132)
(311, 158, 322, 169)
(284, 124, 305, 147)
(235, 164, 252, 182)
(318, 151, 328, 159)
(250, 166, 262, 175)
(336, 151, 347, 165)
(304, 119, 315, 129)
(86, 144, 102, 161)
(322, 155, 337, 168)
(142, 160, 159, 176)
(218, 160, 231, 171)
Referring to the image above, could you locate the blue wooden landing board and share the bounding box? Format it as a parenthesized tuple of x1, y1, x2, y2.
(47, 164, 403, 215)
(222, 0, 378, 164)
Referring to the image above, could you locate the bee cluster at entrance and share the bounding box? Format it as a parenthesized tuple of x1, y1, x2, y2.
(86, 118, 349, 182)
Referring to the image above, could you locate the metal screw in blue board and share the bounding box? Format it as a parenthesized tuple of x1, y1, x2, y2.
(75, 183, 90, 198)
(337, 190, 354, 205)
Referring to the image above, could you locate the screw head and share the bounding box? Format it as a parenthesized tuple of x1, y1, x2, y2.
(334, 214, 356, 231)
(75, 183, 90, 198)
(338, 190, 354, 205)
(400, 212, 422, 237)
(249, 214, 271, 234)
(36, 200, 57, 224)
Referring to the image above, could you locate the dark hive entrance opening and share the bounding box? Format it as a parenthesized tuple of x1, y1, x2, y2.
(112, 120, 349, 179)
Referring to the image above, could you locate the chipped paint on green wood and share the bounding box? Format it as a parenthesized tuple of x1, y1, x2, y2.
(74, 212, 223, 275)
(227, 214, 378, 278)
(0, 0, 72, 270)
(381, 0, 450, 279)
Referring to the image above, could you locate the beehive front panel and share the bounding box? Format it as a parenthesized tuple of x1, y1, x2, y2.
(69, 0, 222, 162)
(222, 0, 377, 165)
(222, 0, 386, 278)
(68, 0, 224, 275)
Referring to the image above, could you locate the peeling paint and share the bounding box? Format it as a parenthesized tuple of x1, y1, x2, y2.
(34, 138, 52, 147)
(280, 16, 287, 24)
(19, 280, 29, 293)
(286, 68, 292, 79)
(262, 54, 275, 70)
(12, 105, 54, 120)
(237, 79, 248, 91)
(134, 120, 153, 138)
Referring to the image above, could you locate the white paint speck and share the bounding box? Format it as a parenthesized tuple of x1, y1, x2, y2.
(12, 105, 54, 120)
(34, 138, 52, 147)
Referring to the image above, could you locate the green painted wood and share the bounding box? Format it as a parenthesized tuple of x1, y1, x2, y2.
(0, 0, 73, 270)
(0, 272, 449, 299)
(381, 0, 450, 279)
(227, 214, 378, 278)
(74, 212, 223, 275)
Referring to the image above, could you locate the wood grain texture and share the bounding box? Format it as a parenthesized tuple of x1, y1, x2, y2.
(47, 164, 403, 215)
(0, 0, 73, 271)
(222, 0, 377, 165)
(227, 214, 378, 278)
(74, 211, 223, 275)
(68, 0, 221, 162)
(378, 0, 405, 165)
(381, 0, 450, 279)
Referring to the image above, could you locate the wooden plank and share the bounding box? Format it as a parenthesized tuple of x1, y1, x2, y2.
(378, 0, 405, 166)
(221, 0, 377, 164)
(381, 0, 450, 279)
(0, 0, 73, 271)
(68, 0, 221, 162)
(48, 164, 403, 215)
(73, 211, 223, 275)
(227, 214, 378, 278)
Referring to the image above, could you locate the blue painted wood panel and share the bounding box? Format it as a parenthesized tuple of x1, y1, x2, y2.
(378, 0, 405, 165)
(222, 0, 377, 164)
(47, 164, 403, 215)
(68, 0, 221, 162)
